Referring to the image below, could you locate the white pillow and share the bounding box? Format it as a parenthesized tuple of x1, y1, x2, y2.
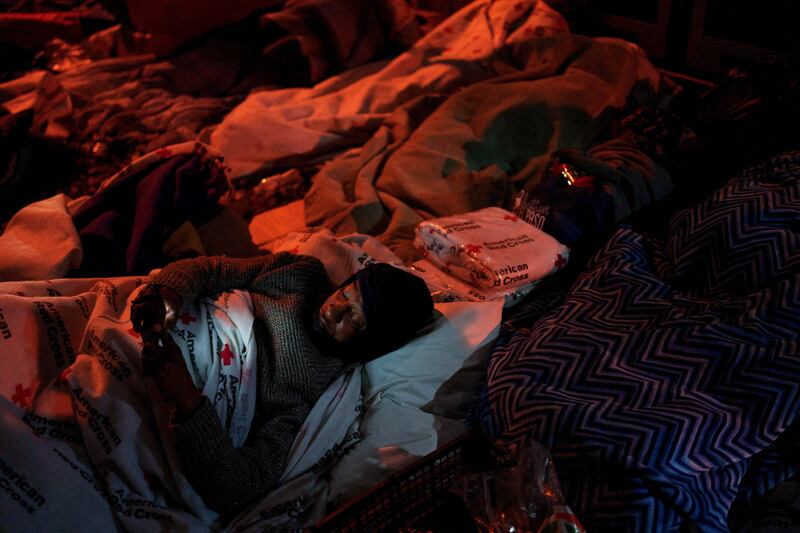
(363, 300, 503, 420)
(236, 300, 503, 527)
(328, 301, 502, 507)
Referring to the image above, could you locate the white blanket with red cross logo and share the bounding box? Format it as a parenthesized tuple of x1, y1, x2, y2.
(0, 276, 259, 531)
(0, 238, 503, 531)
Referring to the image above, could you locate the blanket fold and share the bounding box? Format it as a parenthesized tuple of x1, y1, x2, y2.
(70, 142, 228, 277)
(0, 194, 82, 281)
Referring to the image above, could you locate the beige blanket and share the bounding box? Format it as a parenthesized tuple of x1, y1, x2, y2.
(210, 0, 660, 261)
(210, 0, 570, 183)
(304, 32, 661, 260)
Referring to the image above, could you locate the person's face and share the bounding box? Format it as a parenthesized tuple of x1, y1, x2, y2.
(317, 280, 366, 342)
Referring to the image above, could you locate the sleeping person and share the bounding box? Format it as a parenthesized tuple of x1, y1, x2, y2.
(130, 252, 433, 516)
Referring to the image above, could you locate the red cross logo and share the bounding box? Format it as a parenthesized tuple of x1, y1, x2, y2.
(554, 253, 567, 269)
(155, 148, 173, 159)
(179, 313, 197, 325)
(58, 367, 73, 384)
(503, 214, 518, 222)
(220, 344, 234, 366)
(12, 383, 33, 408)
(465, 244, 482, 256)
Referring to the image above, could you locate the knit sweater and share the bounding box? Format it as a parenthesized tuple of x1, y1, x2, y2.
(151, 252, 343, 516)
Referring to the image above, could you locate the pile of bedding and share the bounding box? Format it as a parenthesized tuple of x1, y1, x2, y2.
(214, 0, 660, 259)
(0, 0, 421, 221)
(0, 230, 502, 530)
(9, 0, 793, 530)
(2, 0, 666, 279)
(477, 150, 800, 531)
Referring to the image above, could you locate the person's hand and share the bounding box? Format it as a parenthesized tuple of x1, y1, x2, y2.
(141, 330, 203, 417)
(131, 284, 182, 343)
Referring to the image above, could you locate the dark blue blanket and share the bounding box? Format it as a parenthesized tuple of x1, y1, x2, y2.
(71, 151, 227, 277)
(478, 151, 800, 532)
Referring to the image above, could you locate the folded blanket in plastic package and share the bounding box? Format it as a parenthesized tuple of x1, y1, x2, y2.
(409, 258, 537, 307)
(414, 207, 569, 292)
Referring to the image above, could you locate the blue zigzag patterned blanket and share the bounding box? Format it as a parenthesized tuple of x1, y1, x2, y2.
(478, 151, 800, 532)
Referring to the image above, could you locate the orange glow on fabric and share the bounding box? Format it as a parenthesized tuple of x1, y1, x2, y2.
(558, 163, 577, 185)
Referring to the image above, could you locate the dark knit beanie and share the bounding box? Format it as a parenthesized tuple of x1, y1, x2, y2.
(345, 263, 434, 361)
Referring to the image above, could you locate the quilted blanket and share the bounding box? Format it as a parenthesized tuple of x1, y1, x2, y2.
(478, 150, 800, 532)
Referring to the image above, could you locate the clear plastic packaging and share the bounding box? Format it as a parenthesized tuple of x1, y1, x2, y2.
(414, 207, 569, 292)
(455, 438, 586, 533)
(409, 258, 537, 308)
